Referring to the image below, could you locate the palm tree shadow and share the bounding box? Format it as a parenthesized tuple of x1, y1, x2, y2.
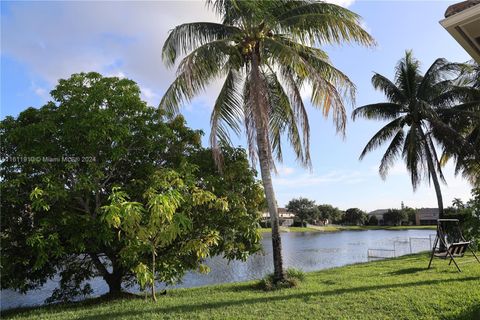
(388, 267, 427, 275)
(443, 304, 480, 320)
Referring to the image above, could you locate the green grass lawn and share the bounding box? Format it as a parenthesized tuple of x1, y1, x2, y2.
(4, 252, 480, 319)
(258, 225, 436, 233)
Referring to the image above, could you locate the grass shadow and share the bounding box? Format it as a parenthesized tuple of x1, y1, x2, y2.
(443, 304, 480, 320)
(1, 291, 142, 318)
(70, 276, 479, 320)
(214, 281, 263, 293)
(388, 267, 427, 275)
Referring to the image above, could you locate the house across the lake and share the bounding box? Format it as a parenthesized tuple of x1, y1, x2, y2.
(367, 208, 439, 225)
(415, 208, 440, 225)
(368, 209, 388, 225)
(262, 208, 295, 227)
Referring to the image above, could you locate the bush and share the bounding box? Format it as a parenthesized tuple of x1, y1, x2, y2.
(292, 218, 306, 227)
(258, 268, 305, 291)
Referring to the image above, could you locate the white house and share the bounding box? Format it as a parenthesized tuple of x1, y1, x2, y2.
(262, 208, 295, 227)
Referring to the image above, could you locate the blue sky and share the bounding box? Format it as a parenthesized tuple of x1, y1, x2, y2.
(1, 0, 474, 211)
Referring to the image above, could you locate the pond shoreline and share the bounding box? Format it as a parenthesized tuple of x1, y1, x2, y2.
(4, 252, 479, 319)
(1, 229, 435, 311)
(258, 225, 436, 233)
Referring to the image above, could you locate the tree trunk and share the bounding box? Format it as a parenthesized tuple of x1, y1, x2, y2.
(430, 169, 444, 218)
(257, 130, 285, 282)
(422, 132, 445, 251)
(423, 135, 444, 219)
(251, 51, 285, 283)
(104, 269, 123, 295)
(151, 247, 157, 302)
(90, 253, 124, 296)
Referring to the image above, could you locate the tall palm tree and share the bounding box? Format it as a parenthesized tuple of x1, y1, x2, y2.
(352, 51, 465, 219)
(160, 0, 374, 282)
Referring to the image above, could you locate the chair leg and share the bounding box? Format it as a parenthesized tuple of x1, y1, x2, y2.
(428, 237, 438, 269)
(447, 252, 461, 272)
(448, 258, 453, 265)
(470, 248, 480, 264)
(428, 249, 435, 269)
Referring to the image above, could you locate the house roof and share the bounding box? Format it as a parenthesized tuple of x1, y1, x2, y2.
(368, 209, 388, 216)
(445, 0, 480, 18)
(417, 208, 439, 214)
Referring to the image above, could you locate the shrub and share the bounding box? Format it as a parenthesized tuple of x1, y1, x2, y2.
(292, 218, 306, 227)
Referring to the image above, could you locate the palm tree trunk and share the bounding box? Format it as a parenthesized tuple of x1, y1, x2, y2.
(430, 166, 444, 219)
(256, 128, 285, 282)
(422, 134, 444, 219)
(422, 132, 445, 251)
(251, 51, 285, 283)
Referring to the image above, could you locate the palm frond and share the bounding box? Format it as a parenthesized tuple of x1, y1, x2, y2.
(395, 50, 421, 99)
(210, 69, 244, 167)
(371, 73, 407, 105)
(162, 22, 241, 66)
(160, 40, 231, 114)
(278, 65, 311, 166)
(264, 69, 309, 167)
(263, 37, 351, 134)
(425, 133, 446, 184)
(402, 123, 426, 190)
(378, 129, 405, 180)
(275, 2, 375, 47)
(352, 103, 403, 121)
(359, 116, 405, 160)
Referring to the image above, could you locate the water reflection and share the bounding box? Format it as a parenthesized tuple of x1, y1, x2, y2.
(1, 229, 434, 310)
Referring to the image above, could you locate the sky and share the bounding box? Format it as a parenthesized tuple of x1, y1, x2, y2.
(1, 0, 475, 212)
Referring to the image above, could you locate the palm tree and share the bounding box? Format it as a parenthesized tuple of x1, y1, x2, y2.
(439, 62, 480, 186)
(352, 51, 465, 220)
(160, 0, 374, 282)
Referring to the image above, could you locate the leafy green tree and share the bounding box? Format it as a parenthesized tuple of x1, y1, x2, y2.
(464, 188, 480, 248)
(286, 198, 317, 227)
(0, 72, 262, 302)
(317, 204, 343, 225)
(343, 208, 366, 226)
(352, 51, 466, 219)
(102, 169, 228, 301)
(402, 207, 417, 225)
(160, 0, 374, 282)
(366, 215, 378, 226)
(383, 209, 407, 226)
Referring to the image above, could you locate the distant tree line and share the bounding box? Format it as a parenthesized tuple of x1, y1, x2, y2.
(281, 198, 460, 227)
(284, 198, 367, 226)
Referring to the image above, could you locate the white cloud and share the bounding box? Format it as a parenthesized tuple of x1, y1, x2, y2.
(276, 166, 295, 176)
(140, 86, 159, 106)
(30, 82, 49, 101)
(2, 1, 217, 99)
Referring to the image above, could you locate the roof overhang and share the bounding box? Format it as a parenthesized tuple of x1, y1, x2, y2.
(440, 2, 480, 62)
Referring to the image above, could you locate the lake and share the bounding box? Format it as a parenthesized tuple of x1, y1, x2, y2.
(1, 229, 435, 310)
